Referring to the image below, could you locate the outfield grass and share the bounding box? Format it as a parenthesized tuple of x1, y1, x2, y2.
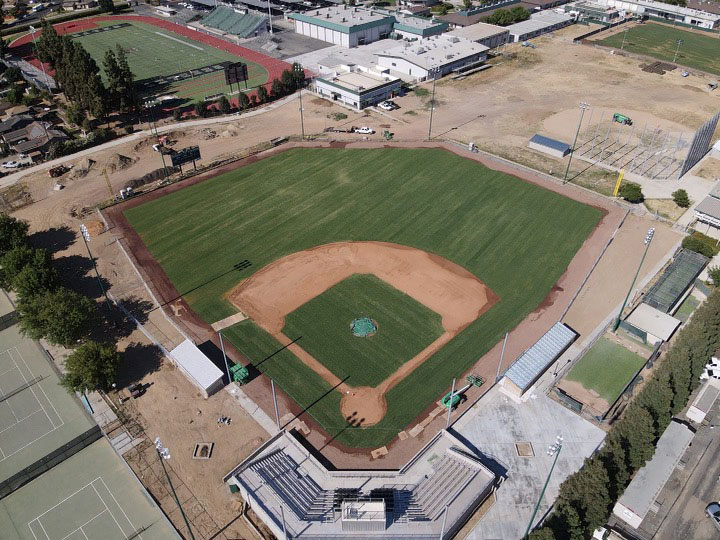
(283, 274, 444, 388)
(125, 148, 602, 447)
(71, 20, 268, 99)
(598, 23, 720, 75)
(565, 337, 646, 404)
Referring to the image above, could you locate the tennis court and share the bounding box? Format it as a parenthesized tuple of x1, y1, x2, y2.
(0, 347, 63, 461)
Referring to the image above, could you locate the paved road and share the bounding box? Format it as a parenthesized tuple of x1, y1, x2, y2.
(652, 405, 720, 539)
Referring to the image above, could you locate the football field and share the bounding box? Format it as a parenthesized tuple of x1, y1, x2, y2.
(598, 23, 720, 75)
(124, 148, 602, 447)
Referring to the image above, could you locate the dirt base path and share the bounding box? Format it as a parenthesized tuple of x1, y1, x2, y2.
(228, 241, 498, 425)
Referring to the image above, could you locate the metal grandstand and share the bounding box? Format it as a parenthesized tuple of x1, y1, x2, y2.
(224, 430, 495, 539)
(199, 6, 268, 38)
(643, 249, 708, 314)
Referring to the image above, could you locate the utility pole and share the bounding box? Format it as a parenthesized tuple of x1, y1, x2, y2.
(673, 39, 683, 63)
(29, 26, 51, 91)
(613, 228, 654, 332)
(155, 438, 196, 540)
(267, 0, 274, 34)
(298, 89, 305, 140)
(80, 224, 112, 312)
(621, 26, 629, 50)
(563, 102, 589, 184)
(525, 435, 563, 537)
(427, 68, 439, 140)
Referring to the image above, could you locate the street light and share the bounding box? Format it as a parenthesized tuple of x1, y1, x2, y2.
(80, 224, 112, 312)
(427, 68, 440, 140)
(28, 26, 51, 91)
(562, 102, 590, 184)
(673, 39, 684, 63)
(525, 435, 563, 537)
(154, 438, 196, 540)
(613, 228, 655, 332)
(620, 26, 629, 50)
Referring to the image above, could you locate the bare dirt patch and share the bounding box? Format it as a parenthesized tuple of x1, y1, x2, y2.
(644, 199, 688, 221)
(694, 157, 720, 181)
(556, 378, 611, 414)
(228, 241, 498, 425)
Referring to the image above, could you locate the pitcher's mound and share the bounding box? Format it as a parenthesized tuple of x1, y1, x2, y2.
(340, 386, 387, 426)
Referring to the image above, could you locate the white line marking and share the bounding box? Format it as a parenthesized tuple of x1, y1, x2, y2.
(37, 519, 51, 540)
(98, 477, 144, 540)
(91, 482, 127, 538)
(19, 347, 64, 429)
(153, 31, 204, 51)
(10, 348, 56, 429)
(0, 364, 19, 378)
(81, 528, 89, 540)
(28, 521, 40, 540)
(0, 408, 44, 434)
(30, 480, 100, 521)
(58, 510, 107, 540)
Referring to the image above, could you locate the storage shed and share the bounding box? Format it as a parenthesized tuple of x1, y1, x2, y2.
(528, 134, 571, 158)
(170, 339, 224, 398)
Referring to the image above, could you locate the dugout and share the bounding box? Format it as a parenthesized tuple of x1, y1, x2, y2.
(169, 339, 224, 398)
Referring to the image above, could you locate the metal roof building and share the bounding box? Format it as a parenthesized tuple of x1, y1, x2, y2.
(528, 133, 571, 158)
(644, 249, 708, 314)
(613, 421, 695, 529)
(624, 303, 681, 345)
(506, 11, 574, 42)
(447, 21, 509, 48)
(502, 322, 577, 397)
(169, 339, 224, 398)
(694, 182, 720, 228)
(686, 378, 720, 424)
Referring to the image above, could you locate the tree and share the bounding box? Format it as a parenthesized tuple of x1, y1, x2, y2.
(709, 266, 720, 287)
(17, 287, 96, 347)
(281, 69, 296, 93)
(173, 108, 182, 121)
(527, 528, 555, 540)
(103, 48, 122, 112)
(0, 38, 7, 59)
(114, 45, 137, 112)
(463, 0, 472, 9)
(6, 85, 23, 105)
(437, 4, 448, 15)
(98, 0, 114, 12)
(619, 181, 644, 203)
(60, 341, 120, 393)
(4, 66, 22, 83)
(238, 92, 250, 110)
(291, 62, 305, 89)
(0, 214, 29, 257)
(194, 101, 207, 117)
(270, 78, 284, 98)
(256, 85, 268, 104)
(0, 244, 35, 289)
(12, 250, 60, 299)
(682, 235, 715, 258)
(672, 189, 690, 208)
(613, 404, 656, 470)
(217, 95, 231, 114)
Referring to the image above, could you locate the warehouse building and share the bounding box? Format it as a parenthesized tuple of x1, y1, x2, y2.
(506, 10, 574, 41)
(565, 1, 621, 23)
(315, 64, 401, 109)
(595, 0, 720, 28)
(290, 7, 395, 47)
(377, 35, 489, 80)
(613, 421, 694, 529)
(527, 133, 570, 158)
(392, 13, 449, 39)
(447, 21, 510, 48)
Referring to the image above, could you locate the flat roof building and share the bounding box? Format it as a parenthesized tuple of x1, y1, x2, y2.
(169, 339, 224, 398)
(392, 13, 449, 39)
(613, 421, 694, 529)
(377, 34, 489, 80)
(624, 303, 682, 345)
(225, 429, 495, 539)
(447, 21, 510, 48)
(290, 7, 396, 47)
(595, 0, 720, 28)
(315, 64, 401, 109)
(566, 1, 621, 22)
(528, 133, 571, 158)
(506, 10, 575, 42)
(695, 181, 720, 228)
(686, 378, 720, 424)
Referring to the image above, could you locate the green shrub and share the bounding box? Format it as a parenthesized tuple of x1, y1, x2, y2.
(331, 112, 348, 121)
(619, 181, 644, 203)
(708, 266, 720, 287)
(413, 87, 430, 97)
(682, 232, 719, 257)
(672, 189, 690, 208)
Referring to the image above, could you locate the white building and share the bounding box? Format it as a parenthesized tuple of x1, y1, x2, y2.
(290, 7, 395, 47)
(596, 0, 720, 28)
(169, 339, 224, 398)
(377, 35, 489, 81)
(391, 13, 449, 40)
(447, 21, 510, 49)
(315, 64, 401, 109)
(506, 11, 574, 42)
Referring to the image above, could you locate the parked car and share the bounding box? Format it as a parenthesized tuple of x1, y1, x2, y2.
(2, 161, 20, 169)
(707, 502, 720, 531)
(378, 100, 397, 111)
(353, 126, 374, 134)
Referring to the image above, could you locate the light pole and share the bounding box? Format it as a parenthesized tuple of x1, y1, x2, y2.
(613, 228, 654, 331)
(298, 88, 305, 140)
(80, 224, 112, 312)
(155, 438, 196, 540)
(524, 435, 563, 537)
(145, 100, 169, 178)
(620, 26, 629, 50)
(267, 0, 274, 34)
(427, 68, 439, 140)
(29, 26, 51, 91)
(673, 39, 683, 63)
(562, 102, 589, 184)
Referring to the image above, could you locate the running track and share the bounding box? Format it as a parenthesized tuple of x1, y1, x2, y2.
(9, 15, 293, 99)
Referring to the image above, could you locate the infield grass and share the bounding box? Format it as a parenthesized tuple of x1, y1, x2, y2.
(283, 274, 444, 388)
(565, 337, 646, 404)
(125, 148, 602, 447)
(598, 23, 720, 75)
(70, 20, 268, 99)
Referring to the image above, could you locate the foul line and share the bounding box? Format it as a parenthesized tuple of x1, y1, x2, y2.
(153, 31, 204, 51)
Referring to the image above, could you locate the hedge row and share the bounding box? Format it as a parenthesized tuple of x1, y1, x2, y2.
(530, 289, 720, 539)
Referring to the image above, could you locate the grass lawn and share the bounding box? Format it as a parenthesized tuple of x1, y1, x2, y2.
(283, 274, 444, 388)
(674, 294, 700, 323)
(598, 23, 720, 75)
(70, 20, 268, 99)
(565, 337, 646, 404)
(124, 148, 602, 447)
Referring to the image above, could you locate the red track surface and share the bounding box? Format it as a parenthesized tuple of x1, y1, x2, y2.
(9, 15, 292, 101)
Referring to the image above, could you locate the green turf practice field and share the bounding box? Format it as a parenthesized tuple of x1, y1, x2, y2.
(125, 148, 602, 447)
(565, 337, 646, 404)
(283, 274, 444, 388)
(598, 23, 720, 75)
(71, 21, 268, 100)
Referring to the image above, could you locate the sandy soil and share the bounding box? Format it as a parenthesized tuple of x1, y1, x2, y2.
(228, 241, 497, 425)
(556, 378, 611, 415)
(694, 157, 720, 181)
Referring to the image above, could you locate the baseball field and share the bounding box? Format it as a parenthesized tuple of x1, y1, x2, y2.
(598, 23, 720, 75)
(124, 148, 602, 447)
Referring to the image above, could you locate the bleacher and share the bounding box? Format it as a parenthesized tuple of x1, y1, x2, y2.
(200, 6, 268, 38)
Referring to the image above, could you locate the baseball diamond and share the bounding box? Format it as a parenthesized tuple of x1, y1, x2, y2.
(123, 147, 603, 448)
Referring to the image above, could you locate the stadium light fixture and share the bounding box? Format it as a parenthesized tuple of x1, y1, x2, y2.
(155, 437, 196, 540)
(427, 68, 440, 140)
(525, 435, 563, 537)
(673, 39, 684, 63)
(613, 228, 655, 332)
(79, 224, 112, 311)
(562, 102, 589, 184)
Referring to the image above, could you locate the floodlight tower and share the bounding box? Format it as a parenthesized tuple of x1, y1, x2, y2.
(524, 435, 564, 537)
(613, 228, 655, 332)
(80, 224, 112, 311)
(563, 102, 589, 184)
(673, 39, 684, 63)
(427, 68, 440, 140)
(155, 438, 196, 540)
